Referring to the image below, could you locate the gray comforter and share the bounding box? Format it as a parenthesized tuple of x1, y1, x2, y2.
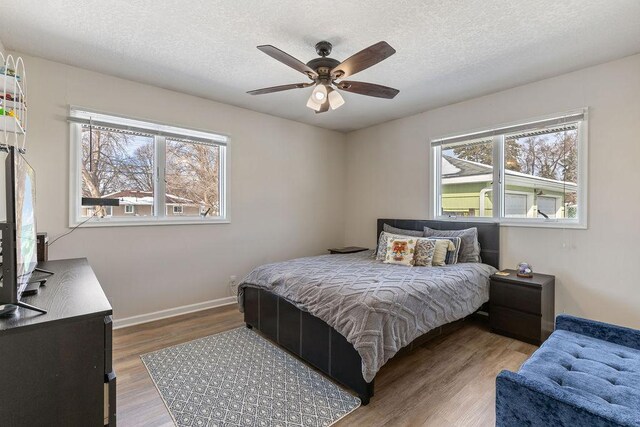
(238, 250, 496, 382)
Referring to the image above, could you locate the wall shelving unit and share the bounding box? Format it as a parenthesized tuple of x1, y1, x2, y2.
(0, 53, 27, 151)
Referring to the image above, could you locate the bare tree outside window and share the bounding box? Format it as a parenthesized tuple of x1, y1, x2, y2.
(80, 128, 223, 219)
(81, 127, 154, 217)
(166, 140, 221, 217)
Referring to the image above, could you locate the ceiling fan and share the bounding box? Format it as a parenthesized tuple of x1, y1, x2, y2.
(247, 40, 399, 113)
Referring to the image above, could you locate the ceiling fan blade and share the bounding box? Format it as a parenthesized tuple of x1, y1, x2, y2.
(337, 81, 399, 99)
(247, 83, 312, 95)
(331, 41, 396, 79)
(315, 100, 330, 114)
(257, 45, 318, 78)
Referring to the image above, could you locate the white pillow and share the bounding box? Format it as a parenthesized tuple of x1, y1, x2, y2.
(383, 236, 418, 266)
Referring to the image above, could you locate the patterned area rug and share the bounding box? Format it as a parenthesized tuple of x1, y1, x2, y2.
(141, 327, 361, 427)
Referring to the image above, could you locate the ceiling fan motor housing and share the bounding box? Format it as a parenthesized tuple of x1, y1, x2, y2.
(306, 57, 340, 78)
(315, 41, 332, 57)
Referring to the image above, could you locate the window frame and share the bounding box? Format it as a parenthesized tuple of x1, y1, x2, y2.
(124, 205, 134, 214)
(431, 109, 588, 229)
(69, 107, 230, 227)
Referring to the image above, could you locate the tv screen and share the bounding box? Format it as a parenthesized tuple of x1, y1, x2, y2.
(12, 150, 37, 295)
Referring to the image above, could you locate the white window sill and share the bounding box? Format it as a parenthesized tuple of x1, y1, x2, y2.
(434, 217, 587, 230)
(68, 217, 230, 228)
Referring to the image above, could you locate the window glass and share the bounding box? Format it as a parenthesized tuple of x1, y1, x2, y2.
(439, 138, 494, 218)
(504, 126, 578, 219)
(72, 109, 228, 225)
(432, 112, 585, 226)
(165, 139, 222, 217)
(81, 126, 154, 218)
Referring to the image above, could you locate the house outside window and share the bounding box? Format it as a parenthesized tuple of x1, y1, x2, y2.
(431, 109, 587, 228)
(69, 108, 228, 226)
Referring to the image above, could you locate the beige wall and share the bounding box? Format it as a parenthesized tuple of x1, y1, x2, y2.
(11, 48, 640, 329)
(18, 53, 346, 320)
(345, 53, 640, 328)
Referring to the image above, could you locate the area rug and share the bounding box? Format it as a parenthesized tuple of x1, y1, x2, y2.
(141, 327, 361, 427)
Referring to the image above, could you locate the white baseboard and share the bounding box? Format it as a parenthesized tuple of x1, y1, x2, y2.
(113, 296, 237, 329)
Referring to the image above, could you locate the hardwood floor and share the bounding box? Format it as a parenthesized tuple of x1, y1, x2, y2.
(114, 304, 536, 426)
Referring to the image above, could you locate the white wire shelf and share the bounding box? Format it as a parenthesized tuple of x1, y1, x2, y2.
(0, 75, 24, 97)
(0, 115, 25, 134)
(1, 99, 26, 110)
(0, 53, 27, 150)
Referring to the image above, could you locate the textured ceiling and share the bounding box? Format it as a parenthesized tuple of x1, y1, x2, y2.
(1, 1, 639, 132)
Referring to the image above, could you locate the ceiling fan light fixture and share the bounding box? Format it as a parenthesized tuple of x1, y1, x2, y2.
(328, 88, 345, 110)
(248, 41, 399, 114)
(306, 94, 322, 111)
(312, 84, 327, 101)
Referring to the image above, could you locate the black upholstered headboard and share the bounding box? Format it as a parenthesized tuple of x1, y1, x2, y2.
(376, 219, 500, 269)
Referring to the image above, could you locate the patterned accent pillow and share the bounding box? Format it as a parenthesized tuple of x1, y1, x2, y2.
(414, 238, 437, 266)
(428, 236, 462, 264)
(383, 224, 424, 237)
(376, 231, 420, 261)
(431, 239, 456, 267)
(423, 227, 481, 263)
(383, 237, 417, 266)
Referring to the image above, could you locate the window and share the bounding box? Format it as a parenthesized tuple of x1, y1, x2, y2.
(69, 108, 228, 226)
(432, 110, 587, 227)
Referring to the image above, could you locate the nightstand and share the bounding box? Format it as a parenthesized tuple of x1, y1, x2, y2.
(490, 270, 555, 345)
(328, 246, 368, 254)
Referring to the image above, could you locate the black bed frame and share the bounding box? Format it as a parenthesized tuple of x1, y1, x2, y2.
(242, 219, 500, 405)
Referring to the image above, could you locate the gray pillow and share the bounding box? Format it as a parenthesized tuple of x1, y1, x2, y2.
(383, 223, 424, 237)
(423, 226, 480, 263)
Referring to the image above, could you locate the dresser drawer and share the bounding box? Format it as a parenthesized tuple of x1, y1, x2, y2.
(491, 280, 541, 315)
(490, 306, 541, 344)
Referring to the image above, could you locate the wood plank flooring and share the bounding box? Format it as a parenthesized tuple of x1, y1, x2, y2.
(114, 304, 536, 426)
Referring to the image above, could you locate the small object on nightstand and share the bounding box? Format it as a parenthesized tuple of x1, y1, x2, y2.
(328, 246, 368, 254)
(490, 269, 555, 345)
(517, 262, 533, 278)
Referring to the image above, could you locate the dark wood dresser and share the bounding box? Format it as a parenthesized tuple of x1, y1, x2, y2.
(0, 258, 115, 426)
(490, 270, 555, 345)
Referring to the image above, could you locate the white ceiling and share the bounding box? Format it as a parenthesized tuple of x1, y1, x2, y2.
(1, 1, 639, 132)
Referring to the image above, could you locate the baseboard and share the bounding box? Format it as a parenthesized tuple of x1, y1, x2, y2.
(113, 296, 237, 329)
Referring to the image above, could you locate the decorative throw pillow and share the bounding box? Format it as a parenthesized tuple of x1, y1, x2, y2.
(428, 236, 462, 264)
(431, 239, 456, 267)
(383, 223, 424, 237)
(414, 238, 437, 266)
(383, 237, 417, 266)
(423, 227, 481, 263)
(376, 231, 420, 261)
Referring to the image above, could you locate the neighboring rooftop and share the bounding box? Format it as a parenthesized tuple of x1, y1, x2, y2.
(442, 155, 577, 191)
(101, 190, 197, 205)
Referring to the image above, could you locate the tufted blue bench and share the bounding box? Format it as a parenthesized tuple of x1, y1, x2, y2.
(496, 315, 640, 426)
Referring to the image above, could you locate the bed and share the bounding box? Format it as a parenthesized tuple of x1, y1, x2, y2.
(238, 219, 500, 404)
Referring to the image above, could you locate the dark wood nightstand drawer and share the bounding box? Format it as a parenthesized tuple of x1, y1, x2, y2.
(491, 280, 541, 315)
(328, 247, 368, 254)
(490, 306, 541, 344)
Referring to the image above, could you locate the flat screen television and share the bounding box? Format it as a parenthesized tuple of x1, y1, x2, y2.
(0, 146, 45, 315)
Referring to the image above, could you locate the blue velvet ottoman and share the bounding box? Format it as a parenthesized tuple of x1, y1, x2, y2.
(496, 315, 640, 426)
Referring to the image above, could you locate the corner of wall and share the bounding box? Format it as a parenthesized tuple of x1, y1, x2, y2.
(0, 36, 6, 56)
